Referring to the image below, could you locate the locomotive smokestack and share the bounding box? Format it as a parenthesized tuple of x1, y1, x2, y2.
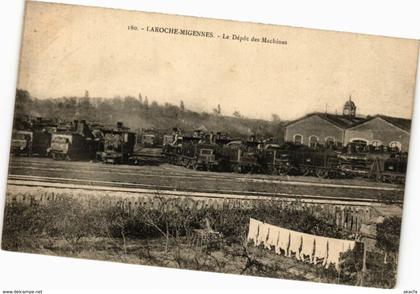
(117, 121, 123, 129)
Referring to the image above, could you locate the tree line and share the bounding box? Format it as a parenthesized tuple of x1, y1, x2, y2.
(14, 89, 285, 140)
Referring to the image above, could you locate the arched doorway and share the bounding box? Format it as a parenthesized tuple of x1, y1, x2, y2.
(293, 134, 303, 144)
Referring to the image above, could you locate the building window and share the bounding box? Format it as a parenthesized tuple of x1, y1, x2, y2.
(293, 134, 303, 144)
(309, 135, 319, 148)
(389, 141, 402, 151)
(325, 137, 335, 148)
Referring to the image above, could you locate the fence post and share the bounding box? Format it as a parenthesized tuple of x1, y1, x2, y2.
(360, 238, 367, 287)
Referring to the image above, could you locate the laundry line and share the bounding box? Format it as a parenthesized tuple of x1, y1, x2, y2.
(247, 218, 358, 271)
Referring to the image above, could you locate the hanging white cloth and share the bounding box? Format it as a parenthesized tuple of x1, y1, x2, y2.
(344, 240, 356, 251)
(266, 224, 280, 249)
(324, 238, 357, 270)
(257, 223, 270, 246)
(325, 238, 344, 271)
(277, 228, 291, 256)
(300, 233, 315, 263)
(289, 231, 302, 260)
(246, 218, 357, 272)
(274, 230, 281, 254)
(313, 235, 329, 265)
(247, 218, 262, 245)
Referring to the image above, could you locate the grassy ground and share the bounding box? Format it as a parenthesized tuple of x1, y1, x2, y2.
(1, 190, 399, 288)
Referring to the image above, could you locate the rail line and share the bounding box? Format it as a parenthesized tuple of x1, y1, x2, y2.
(7, 175, 403, 206)
(8, 161, 403, 192)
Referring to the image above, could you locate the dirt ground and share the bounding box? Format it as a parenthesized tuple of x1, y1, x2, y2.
(23, 236, 345, 285)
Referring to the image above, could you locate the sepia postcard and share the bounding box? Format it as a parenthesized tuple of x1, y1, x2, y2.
(2, 1, 420, 289)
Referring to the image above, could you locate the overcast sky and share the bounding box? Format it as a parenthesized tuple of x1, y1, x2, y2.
(17, 2, 419, 120)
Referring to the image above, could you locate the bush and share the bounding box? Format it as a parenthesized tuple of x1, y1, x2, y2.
(376, 216, 401, 256)
(2, 194, 396, 287)
(2, 196, 348, 251)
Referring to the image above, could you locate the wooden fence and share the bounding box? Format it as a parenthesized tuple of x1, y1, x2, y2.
(6, 186, 381, 234)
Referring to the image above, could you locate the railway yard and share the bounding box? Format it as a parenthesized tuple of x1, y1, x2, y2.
(4, 155, 404, 288)
(5, 139, 406, 288)
(7, 156, 404, 205)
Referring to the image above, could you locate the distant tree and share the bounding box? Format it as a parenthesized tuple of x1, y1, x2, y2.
(77, 97, 92, 119)
(271, 113, 281, 122)
(201, 111, 210, 120)
(144, 96, 149, 110)
(15, 89, 31, 117)
(12, 90, 290, 141)
(63, 97, 77, 118)
(124, 96, 136, 104)
(97, 99, 114, 122)
(162, 103, 179, 119)
(213, 104, 221, 115)
(233, 111, 242, 118)
(15, 89, 31, 105)
(151, 101, 159, 108)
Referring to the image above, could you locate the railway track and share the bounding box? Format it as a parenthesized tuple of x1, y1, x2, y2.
(7, 175, 403, 206)
(7, 157, 404, 205)
(9, 157, 403, 190)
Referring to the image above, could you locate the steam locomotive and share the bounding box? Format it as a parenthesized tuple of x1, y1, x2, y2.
(161, 132, 407, 184)
(11, 117, 54, 157)
(50, 120, 99, 160)
(10, 117, 407, 184)
(96, 122, 136, 164)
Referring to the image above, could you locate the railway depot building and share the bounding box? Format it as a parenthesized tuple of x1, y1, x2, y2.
(344, 115, 411, 152)
(284, 98, 411, 152)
